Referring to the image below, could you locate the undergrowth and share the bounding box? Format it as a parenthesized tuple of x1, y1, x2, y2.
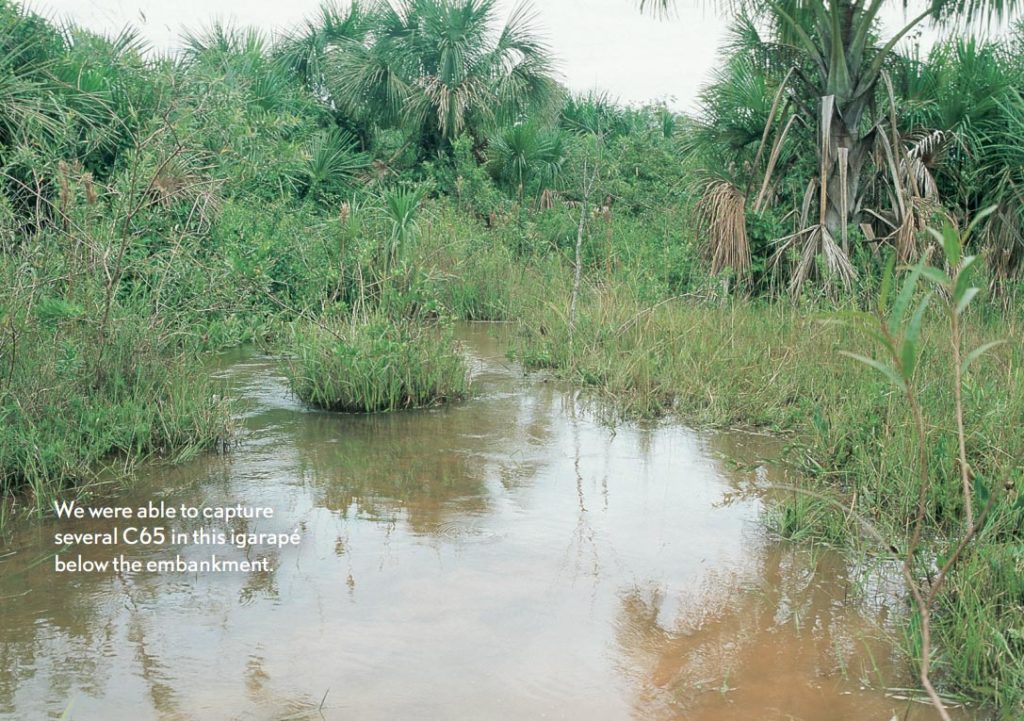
(511, 272, 1024, 715)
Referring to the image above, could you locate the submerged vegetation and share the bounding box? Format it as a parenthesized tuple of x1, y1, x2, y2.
(0, 0, 1023, 715)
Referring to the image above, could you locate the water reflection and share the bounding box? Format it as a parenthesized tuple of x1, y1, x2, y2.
(613, 545, 936, 721)
(0, 324, 981, 721)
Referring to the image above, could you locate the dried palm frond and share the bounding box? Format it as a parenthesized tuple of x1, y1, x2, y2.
(770, 177, 856, 298)
(869, 122, 947, 263)
(752, 113, 797, 213)
(983, 202, 1024, 284)
(894, 195, 944, 262)
(696, 179, 750, 279)
(772, 223, 857, 298)
(538, 188, 557, 210)
(902, 129, 946, 200)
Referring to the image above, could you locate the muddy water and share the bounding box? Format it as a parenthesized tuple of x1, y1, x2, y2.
(0, 325, 975, 721)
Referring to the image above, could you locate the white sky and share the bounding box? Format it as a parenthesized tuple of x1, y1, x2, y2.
(25, 0, 958, 110)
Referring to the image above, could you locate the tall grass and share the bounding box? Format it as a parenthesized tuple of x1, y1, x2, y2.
(0, 295, 231, 516)
(288, 314, 469, 412)
(412, 201, 571, 321)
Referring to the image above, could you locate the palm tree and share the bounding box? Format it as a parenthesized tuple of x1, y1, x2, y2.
(323, 0, 557, 154)
(276, 1, 372, 98)
(487, 121, 565, 203)
(896, 33, 1024, 283)
(646, 0, 1023, 294)
(0, 5, 138, 220)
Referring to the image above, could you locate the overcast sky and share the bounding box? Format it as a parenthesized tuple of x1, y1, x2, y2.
(27, 0, 953, 110)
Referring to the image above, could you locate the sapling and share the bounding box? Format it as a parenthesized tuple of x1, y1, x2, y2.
(841, 209, 1005, 721)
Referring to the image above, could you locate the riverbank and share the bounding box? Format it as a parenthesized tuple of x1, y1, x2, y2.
(502, 273, 1024, 715)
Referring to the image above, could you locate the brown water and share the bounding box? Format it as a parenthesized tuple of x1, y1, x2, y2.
(0, 324, 976, 721)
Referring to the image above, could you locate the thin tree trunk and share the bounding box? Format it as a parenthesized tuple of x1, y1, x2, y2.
(569, 162, 588, 346)
(569, 158, 596, 356)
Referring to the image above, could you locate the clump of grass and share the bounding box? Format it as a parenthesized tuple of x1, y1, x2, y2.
(288, 314, 469, 412)
(513, 280, 1022, 530)
(933, 535, 1024, 711)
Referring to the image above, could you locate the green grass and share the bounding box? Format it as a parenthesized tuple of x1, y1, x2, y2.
(288, 313, 469, 413)
(0, 310, 231, 518)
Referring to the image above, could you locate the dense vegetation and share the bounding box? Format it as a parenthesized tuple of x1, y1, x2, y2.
(289, 313, 469, 411)
(0, 0, 1021, 716)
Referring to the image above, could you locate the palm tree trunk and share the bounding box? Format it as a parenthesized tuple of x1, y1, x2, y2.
(820, 89, 871, 247)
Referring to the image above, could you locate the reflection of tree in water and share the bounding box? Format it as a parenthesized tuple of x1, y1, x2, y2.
(562, 414, 600, 585)
(614, 545, 926, 721)
(0, 335, 589, 719)
(126, 607, 187, 721)
(301, 418, 490, 535)
(0, 536, 124, 713)
(241, 653, 332, 721)
(494, 386, 559, 493)
(0, 463, 285, 716)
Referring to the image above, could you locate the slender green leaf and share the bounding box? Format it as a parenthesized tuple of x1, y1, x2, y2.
(879, 250, 896, 314)
(956, 287, 980, 316)
(901, 292, 932, 379)
(963, 205, 997, 245)
(962, 340, 1006, 374)
(953, 257, 977, 306)
(974, 475, 990, 508)
(941, 220, 961, 268)
(920, 266, 951, 288)
(888, 261, 923, 338)
(839, 351, 906, 390)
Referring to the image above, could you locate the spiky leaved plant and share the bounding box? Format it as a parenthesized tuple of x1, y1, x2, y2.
(646, 0, 1024, 295)
(322, 0, 557, 154)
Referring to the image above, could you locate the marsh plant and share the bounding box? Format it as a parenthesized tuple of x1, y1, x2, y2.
(510, 217, 1023, 711)
(0, 0, 1023, 713)
(288, 313, 469, 413)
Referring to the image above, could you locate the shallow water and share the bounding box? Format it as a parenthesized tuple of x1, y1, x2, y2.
(0, 324, 975, 720)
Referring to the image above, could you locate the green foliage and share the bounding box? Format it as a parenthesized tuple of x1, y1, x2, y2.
(276, 1, 373, 98)
(487, 121, 565, 202)
(559, 91, 668, 139)
(0, 3, 1022, 714)
(298, 127, 369, 199)
(380, 184, 425, 264)
(321, 0, 557, 154)
(837, 210, 1021, 715)
(288, 314, 469, 412)
(508, 212, 1023, 713)
(0, 253, 230, 512)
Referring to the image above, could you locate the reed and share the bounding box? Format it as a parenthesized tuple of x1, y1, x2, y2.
(0, 308, 231, 519)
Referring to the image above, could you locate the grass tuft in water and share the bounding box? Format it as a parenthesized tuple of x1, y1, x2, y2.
(288, 314, 469, 413)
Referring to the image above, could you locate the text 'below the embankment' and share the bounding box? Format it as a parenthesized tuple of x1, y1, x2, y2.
(50, 500, 298, 574)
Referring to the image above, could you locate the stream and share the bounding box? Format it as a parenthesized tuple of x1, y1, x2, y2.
(0, 324, 975, 720)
